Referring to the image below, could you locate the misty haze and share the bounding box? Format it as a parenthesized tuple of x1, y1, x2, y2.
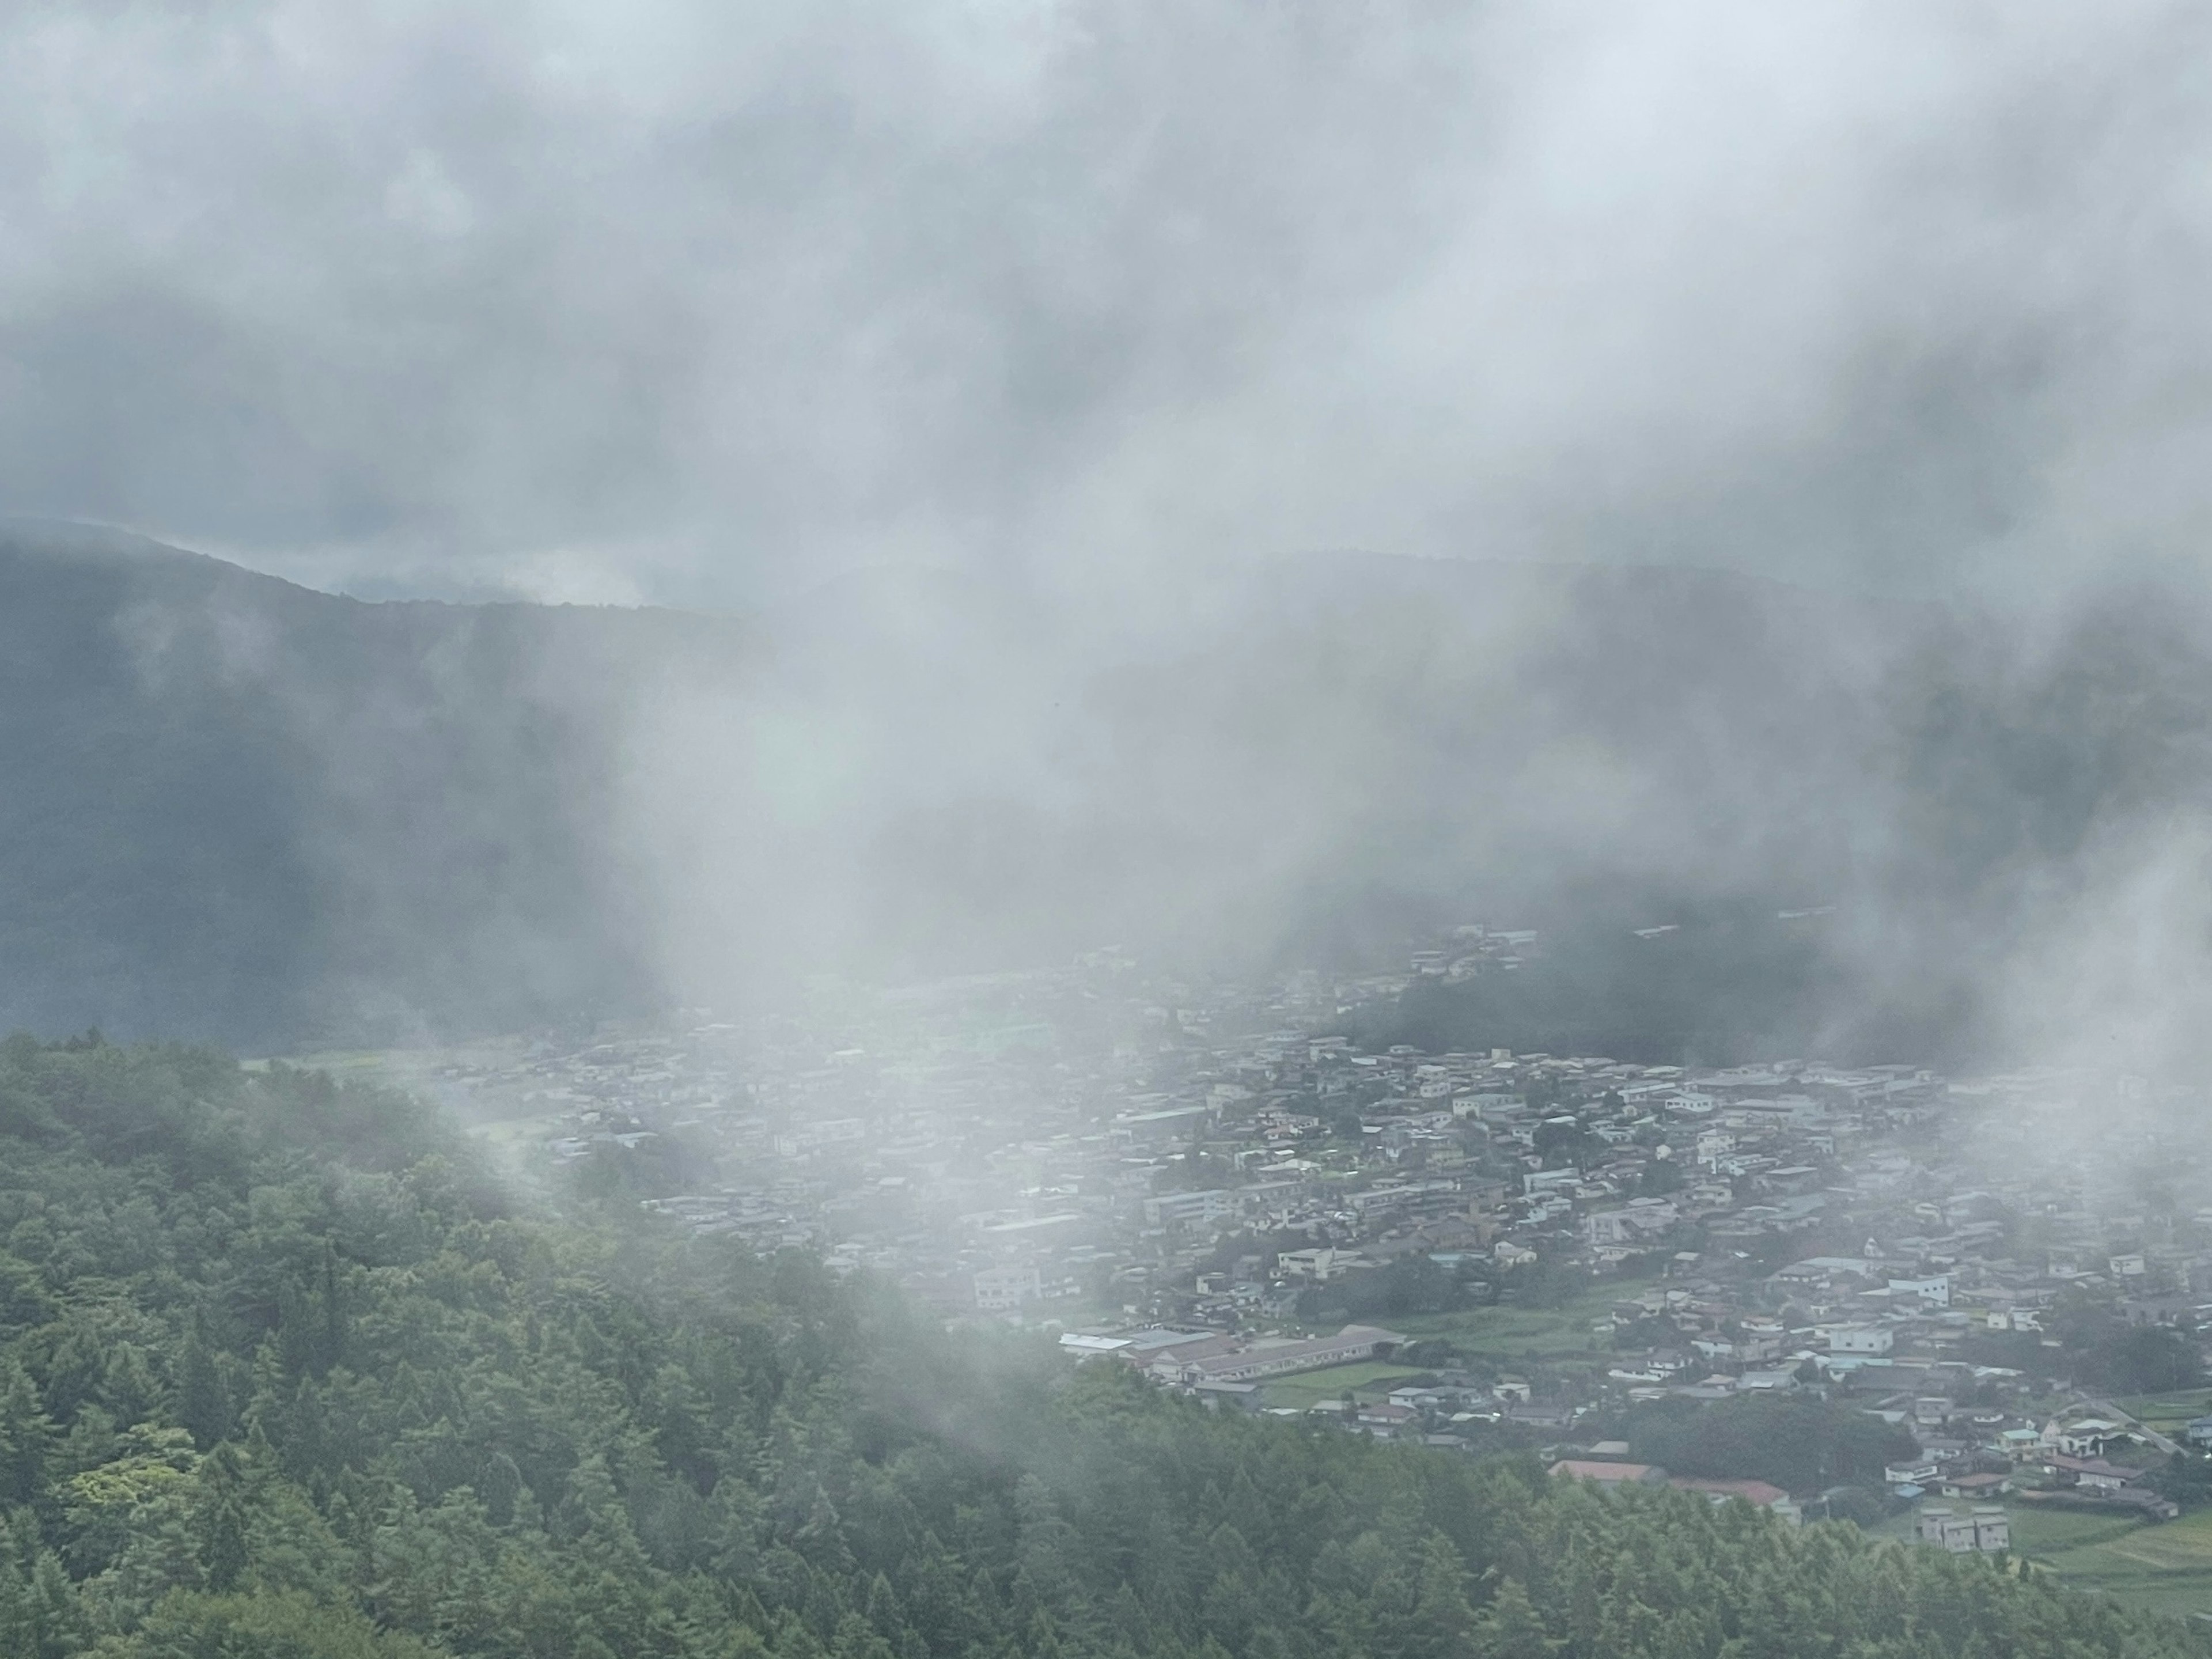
(7, 4, 2212, 1656)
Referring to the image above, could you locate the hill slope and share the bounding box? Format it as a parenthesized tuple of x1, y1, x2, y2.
(0, 525, 700, 1046)
(0, 1036, 2199, 1659)
(6, 522, 2212, 1061)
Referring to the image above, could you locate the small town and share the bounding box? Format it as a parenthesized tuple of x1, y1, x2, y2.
(359, 922, 2212, 1572)
(12, 8, 2212, 1652)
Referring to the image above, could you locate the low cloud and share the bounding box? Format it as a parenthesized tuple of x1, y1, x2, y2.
(9, 3, 2212, 1094)
(1, 2, 2209, 605)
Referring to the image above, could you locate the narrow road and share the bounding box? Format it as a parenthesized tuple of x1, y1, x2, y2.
(2085, 1395, 2181, 1456)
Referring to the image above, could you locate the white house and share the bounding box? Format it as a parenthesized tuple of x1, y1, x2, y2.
(1918, 1506, 2009, 1554)
(1887, 1275, 1950, 1307)
(1277, 1247, 1368, 1282)
(974, 1265, 1041, 1312)
(2041, 1418, 2126, 1459)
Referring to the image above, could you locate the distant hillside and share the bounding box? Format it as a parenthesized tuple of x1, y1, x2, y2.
(4, 522, 2210, 1060)
(0, 524, 700, 1046)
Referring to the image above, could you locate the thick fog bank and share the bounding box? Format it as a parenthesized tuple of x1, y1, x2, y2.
(7, 524, 2212, 1073)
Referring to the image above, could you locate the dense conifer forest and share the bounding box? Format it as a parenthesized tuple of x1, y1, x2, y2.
(0, 1035, 2199, 1659)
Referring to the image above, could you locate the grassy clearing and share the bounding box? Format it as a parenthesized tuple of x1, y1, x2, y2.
(2007, 1507, 2147, 1555)
(2022, 1505, 2212, 1619)
(1259, 1362, 1430, 1410)
(1897, 1502, 2212, 1619)
(1389, 1286, 1624, 1358)
(276, 1049, 396, 1073)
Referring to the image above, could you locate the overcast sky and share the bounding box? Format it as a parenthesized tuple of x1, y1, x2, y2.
(4, 0, 2211, 607)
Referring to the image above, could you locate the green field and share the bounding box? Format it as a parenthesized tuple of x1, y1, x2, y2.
(1259, 1362, 1429, 1410)
(1894, 1503, 2212, 1619)
(256, 1048, 395, 1073)
(1388, 1286, 1624, 1358)
(2017, 1504, 2212, 1618)
(2117, 1391, 2212, 1434)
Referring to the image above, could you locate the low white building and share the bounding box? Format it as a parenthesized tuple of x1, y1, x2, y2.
(1277, 1247, 1368, 1282)
(1145, 1189, 1236, 1229)
(1584, 1200, 1679, 1249)
(1887, 1274, 1950, 1307)
(1736, 1369, 1800, 1393)
(2041, 1418, 2126, 1458)
(1918, 1505, 2009, 1554)
(974, 1264, 1041, 1312)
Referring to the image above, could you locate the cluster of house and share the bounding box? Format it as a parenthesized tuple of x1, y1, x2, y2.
(1518, 1403, 2197, 1541)
(409, 957, 2209, 1362)
(1878, 1411, 2188, 1524)
(392, 934, 2212, 1552)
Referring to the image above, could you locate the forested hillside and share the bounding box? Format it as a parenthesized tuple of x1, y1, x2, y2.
(0, 1037, 2198, 1659)
(0, 524, 687, 1047)
(14, 521, 2212, 1065)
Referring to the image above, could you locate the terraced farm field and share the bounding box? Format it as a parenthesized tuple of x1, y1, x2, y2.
(1899, 1503, 2212, 1620)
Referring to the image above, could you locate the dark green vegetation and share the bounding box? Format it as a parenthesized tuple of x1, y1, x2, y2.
(19, 525, 2212, 1066)
(0, 525, 675, 1048)
(0, 1038, 2203, 1658)
(1962, 1291, 2208, 1395)
(1624, 1395, 1916, 1497)
(1352, 906, 1949, 1067)
(1291, 1257, 1488, 1326)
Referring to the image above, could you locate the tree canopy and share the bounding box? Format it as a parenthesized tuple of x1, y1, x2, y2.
(0, 1036, 2197, 1659)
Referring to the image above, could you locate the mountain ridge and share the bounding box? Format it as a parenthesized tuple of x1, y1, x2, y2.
(3, 522, 2205, 1065)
